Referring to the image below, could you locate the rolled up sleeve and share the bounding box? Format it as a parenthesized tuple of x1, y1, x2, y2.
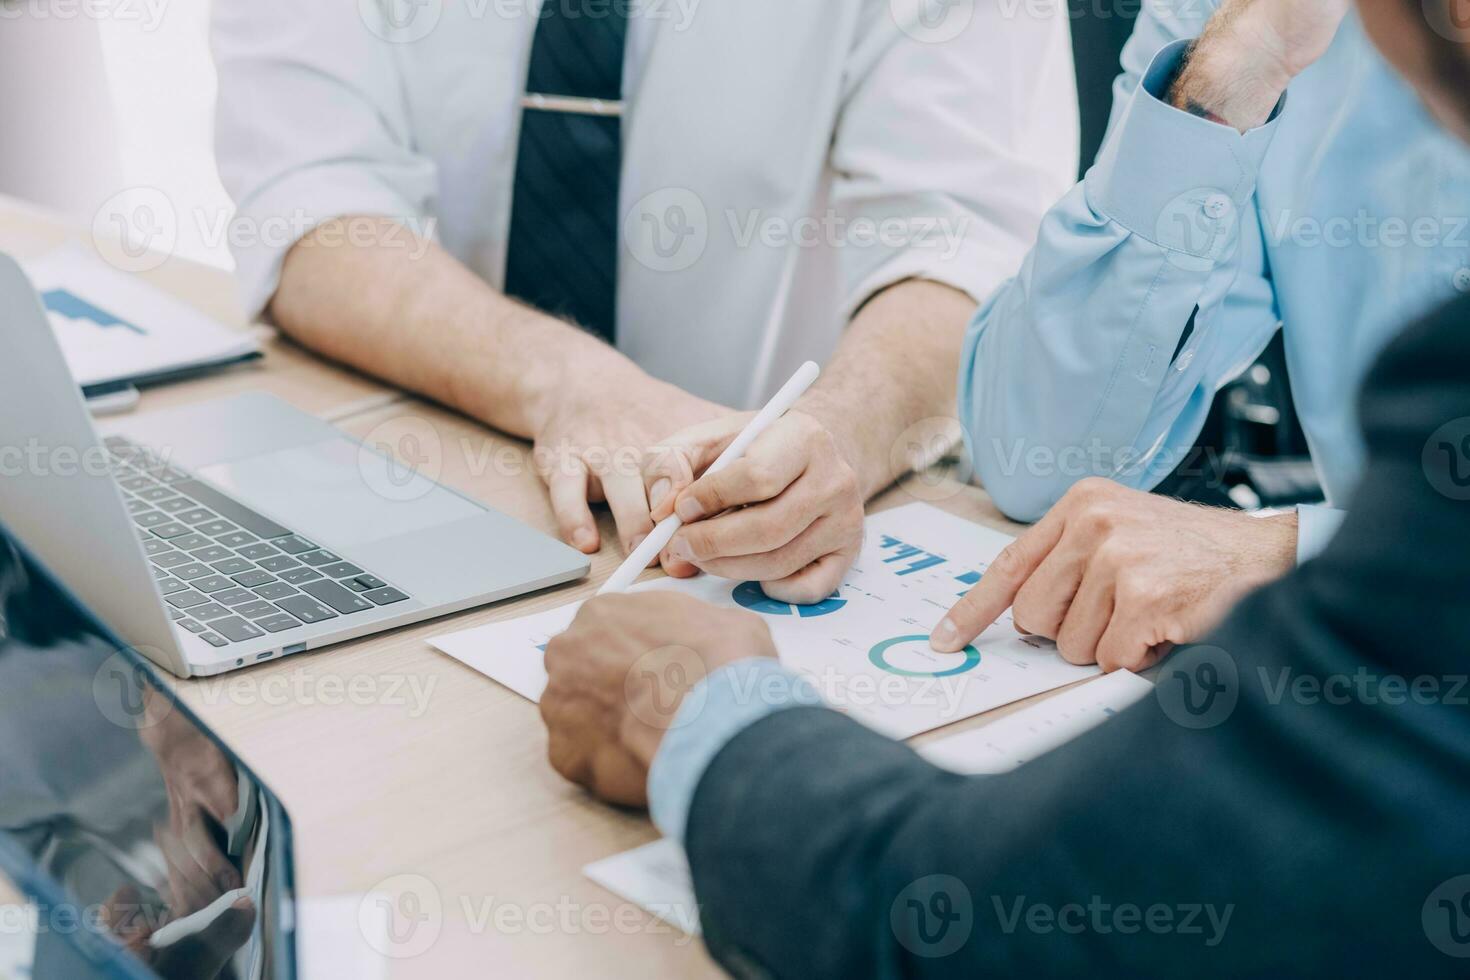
(211, 0, 438, 321)
(960, 15, 1286, 523)
(827, 0, 1079, 318)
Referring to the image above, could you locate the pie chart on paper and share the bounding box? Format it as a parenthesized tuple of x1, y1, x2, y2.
(731, 580, 847, 618)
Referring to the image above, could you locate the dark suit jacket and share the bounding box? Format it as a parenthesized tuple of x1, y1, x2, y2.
(683, 294, 1470, 977)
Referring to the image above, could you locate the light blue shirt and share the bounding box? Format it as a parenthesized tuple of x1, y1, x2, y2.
(960, 9, 1470, 559)
(649, 8, 1470, 846)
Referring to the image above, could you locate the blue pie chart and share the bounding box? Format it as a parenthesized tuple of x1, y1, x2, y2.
(868, 634, 981, 678)
(732, 580, 847, 617)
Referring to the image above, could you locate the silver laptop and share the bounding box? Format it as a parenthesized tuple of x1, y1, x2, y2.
(0, 252, 589, 677)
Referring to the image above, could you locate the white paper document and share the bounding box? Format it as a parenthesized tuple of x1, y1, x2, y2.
(429, 503, 1099, 739)
(919, 668, 1154, 774)
(583, 840, 702, 937)
(23, 245, 259, 391)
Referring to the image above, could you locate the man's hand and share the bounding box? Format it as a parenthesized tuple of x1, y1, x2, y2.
(1171, 0, 1352, 130)
(540, 593, 777, 806)
(642, 409, 866, 602)
(532, 352, 729, 558)
(930, 478, 1298, 672)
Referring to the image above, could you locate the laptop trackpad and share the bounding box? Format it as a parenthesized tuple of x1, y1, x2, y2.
(197, 438, 485, 551)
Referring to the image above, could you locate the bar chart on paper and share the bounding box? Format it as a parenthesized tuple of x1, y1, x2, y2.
(428, 503, 1099, 738)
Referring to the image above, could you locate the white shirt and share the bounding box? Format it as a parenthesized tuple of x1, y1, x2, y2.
(212, 0, 1078, 408)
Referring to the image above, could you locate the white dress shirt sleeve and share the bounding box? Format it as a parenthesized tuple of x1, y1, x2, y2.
(211, 0, 439, 321)
(828, 0, 1079, 317)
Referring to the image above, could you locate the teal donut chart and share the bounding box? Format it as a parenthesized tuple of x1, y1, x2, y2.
(868, 634, 981, 678)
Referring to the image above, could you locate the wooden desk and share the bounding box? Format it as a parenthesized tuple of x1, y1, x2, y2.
(3, 198, 1068, 978)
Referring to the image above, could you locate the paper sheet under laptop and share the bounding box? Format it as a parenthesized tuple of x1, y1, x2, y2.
(582, 669, 1155, 935)
(23, 245, 259, 392)
(429, 502, 1101, 740)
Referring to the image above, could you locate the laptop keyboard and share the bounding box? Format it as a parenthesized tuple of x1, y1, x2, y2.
(104, 436, 412, 648)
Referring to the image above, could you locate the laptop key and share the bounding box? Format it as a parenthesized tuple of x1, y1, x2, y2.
(167, 590, 209, 609)
(168, 609, 185, 621)
(235, 599, 279, 619)
(133, 511, 170, 528)
(256, 612, 302, 633)
(350, 574, 388, 591)
(364, 587, 410, 606)
(231, 570, 276, 588)
(217, 531, 259, 548)
(151, 522, 192, 539)
(211, 558, 254, 576)
(257, 555, 301, 573)
(152, 567, 168, 579)
(213, 587, 258, 606)
(272, 535, 317, 555)
(300, 580, 374, 614)
(126, 499, 153, 515)
(174, 563, 212, 580)
(298, 550, 340, 567)
(321, 561, 364, 578)
(177, 507, 218, 524)
(156, 496, 196, 514)
(274, 595, 338, 624)
(193, 575, 235, 594)
(156, 577, 188, 595)
(178, 619, 206, 633)
(210, 616, 265, 642)
(169, 532, 212, 550)
(237, 543, 280, 560)
(189, 545, 232, 563)
(253, 582, 299, 601)
(145, 541, 178, 559)
(196, 519, 236, 537)
(199, 633, 228, 648)
(138, 486, 177, 502)
(118, 475, 156, 492)
(191, 602, 232, 621)
(170, 478, 292, 539)
(277, 567, 323, 585)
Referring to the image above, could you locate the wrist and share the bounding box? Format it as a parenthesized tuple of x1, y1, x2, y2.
(1170, 28, 1292, 132)
(793, 392, 887, 498)
(1236, 511, 1299, 584)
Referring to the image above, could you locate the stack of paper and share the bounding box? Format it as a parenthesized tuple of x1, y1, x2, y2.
(22, 245, 259, 393)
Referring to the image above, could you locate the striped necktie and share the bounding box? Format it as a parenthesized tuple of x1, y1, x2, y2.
(503, 3, 629, 343)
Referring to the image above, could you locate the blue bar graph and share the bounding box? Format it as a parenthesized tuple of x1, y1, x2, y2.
(42, 289, 146, 335)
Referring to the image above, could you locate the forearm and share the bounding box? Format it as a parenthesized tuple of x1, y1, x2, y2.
(798, 279, 975, 499)
(269, 218, 633, 438)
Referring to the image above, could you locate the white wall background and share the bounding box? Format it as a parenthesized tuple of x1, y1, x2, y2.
(0, 0, 235, 269)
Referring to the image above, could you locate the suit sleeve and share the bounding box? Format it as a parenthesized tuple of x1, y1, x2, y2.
(684, 295, 1470, 977)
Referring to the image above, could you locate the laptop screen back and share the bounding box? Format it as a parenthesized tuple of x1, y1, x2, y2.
(0, 525, 296, 979)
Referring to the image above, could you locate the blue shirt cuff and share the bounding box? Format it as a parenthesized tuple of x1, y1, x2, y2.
(647, 658, 820, 845)
(1087, 38, 1283, 258)
(1296, 503, 1347, 563)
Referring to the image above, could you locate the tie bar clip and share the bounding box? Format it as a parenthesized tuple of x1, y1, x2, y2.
(521, 93, 624, 117)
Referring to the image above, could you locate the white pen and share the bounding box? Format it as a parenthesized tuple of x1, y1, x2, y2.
(597, 360, 822, 595)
